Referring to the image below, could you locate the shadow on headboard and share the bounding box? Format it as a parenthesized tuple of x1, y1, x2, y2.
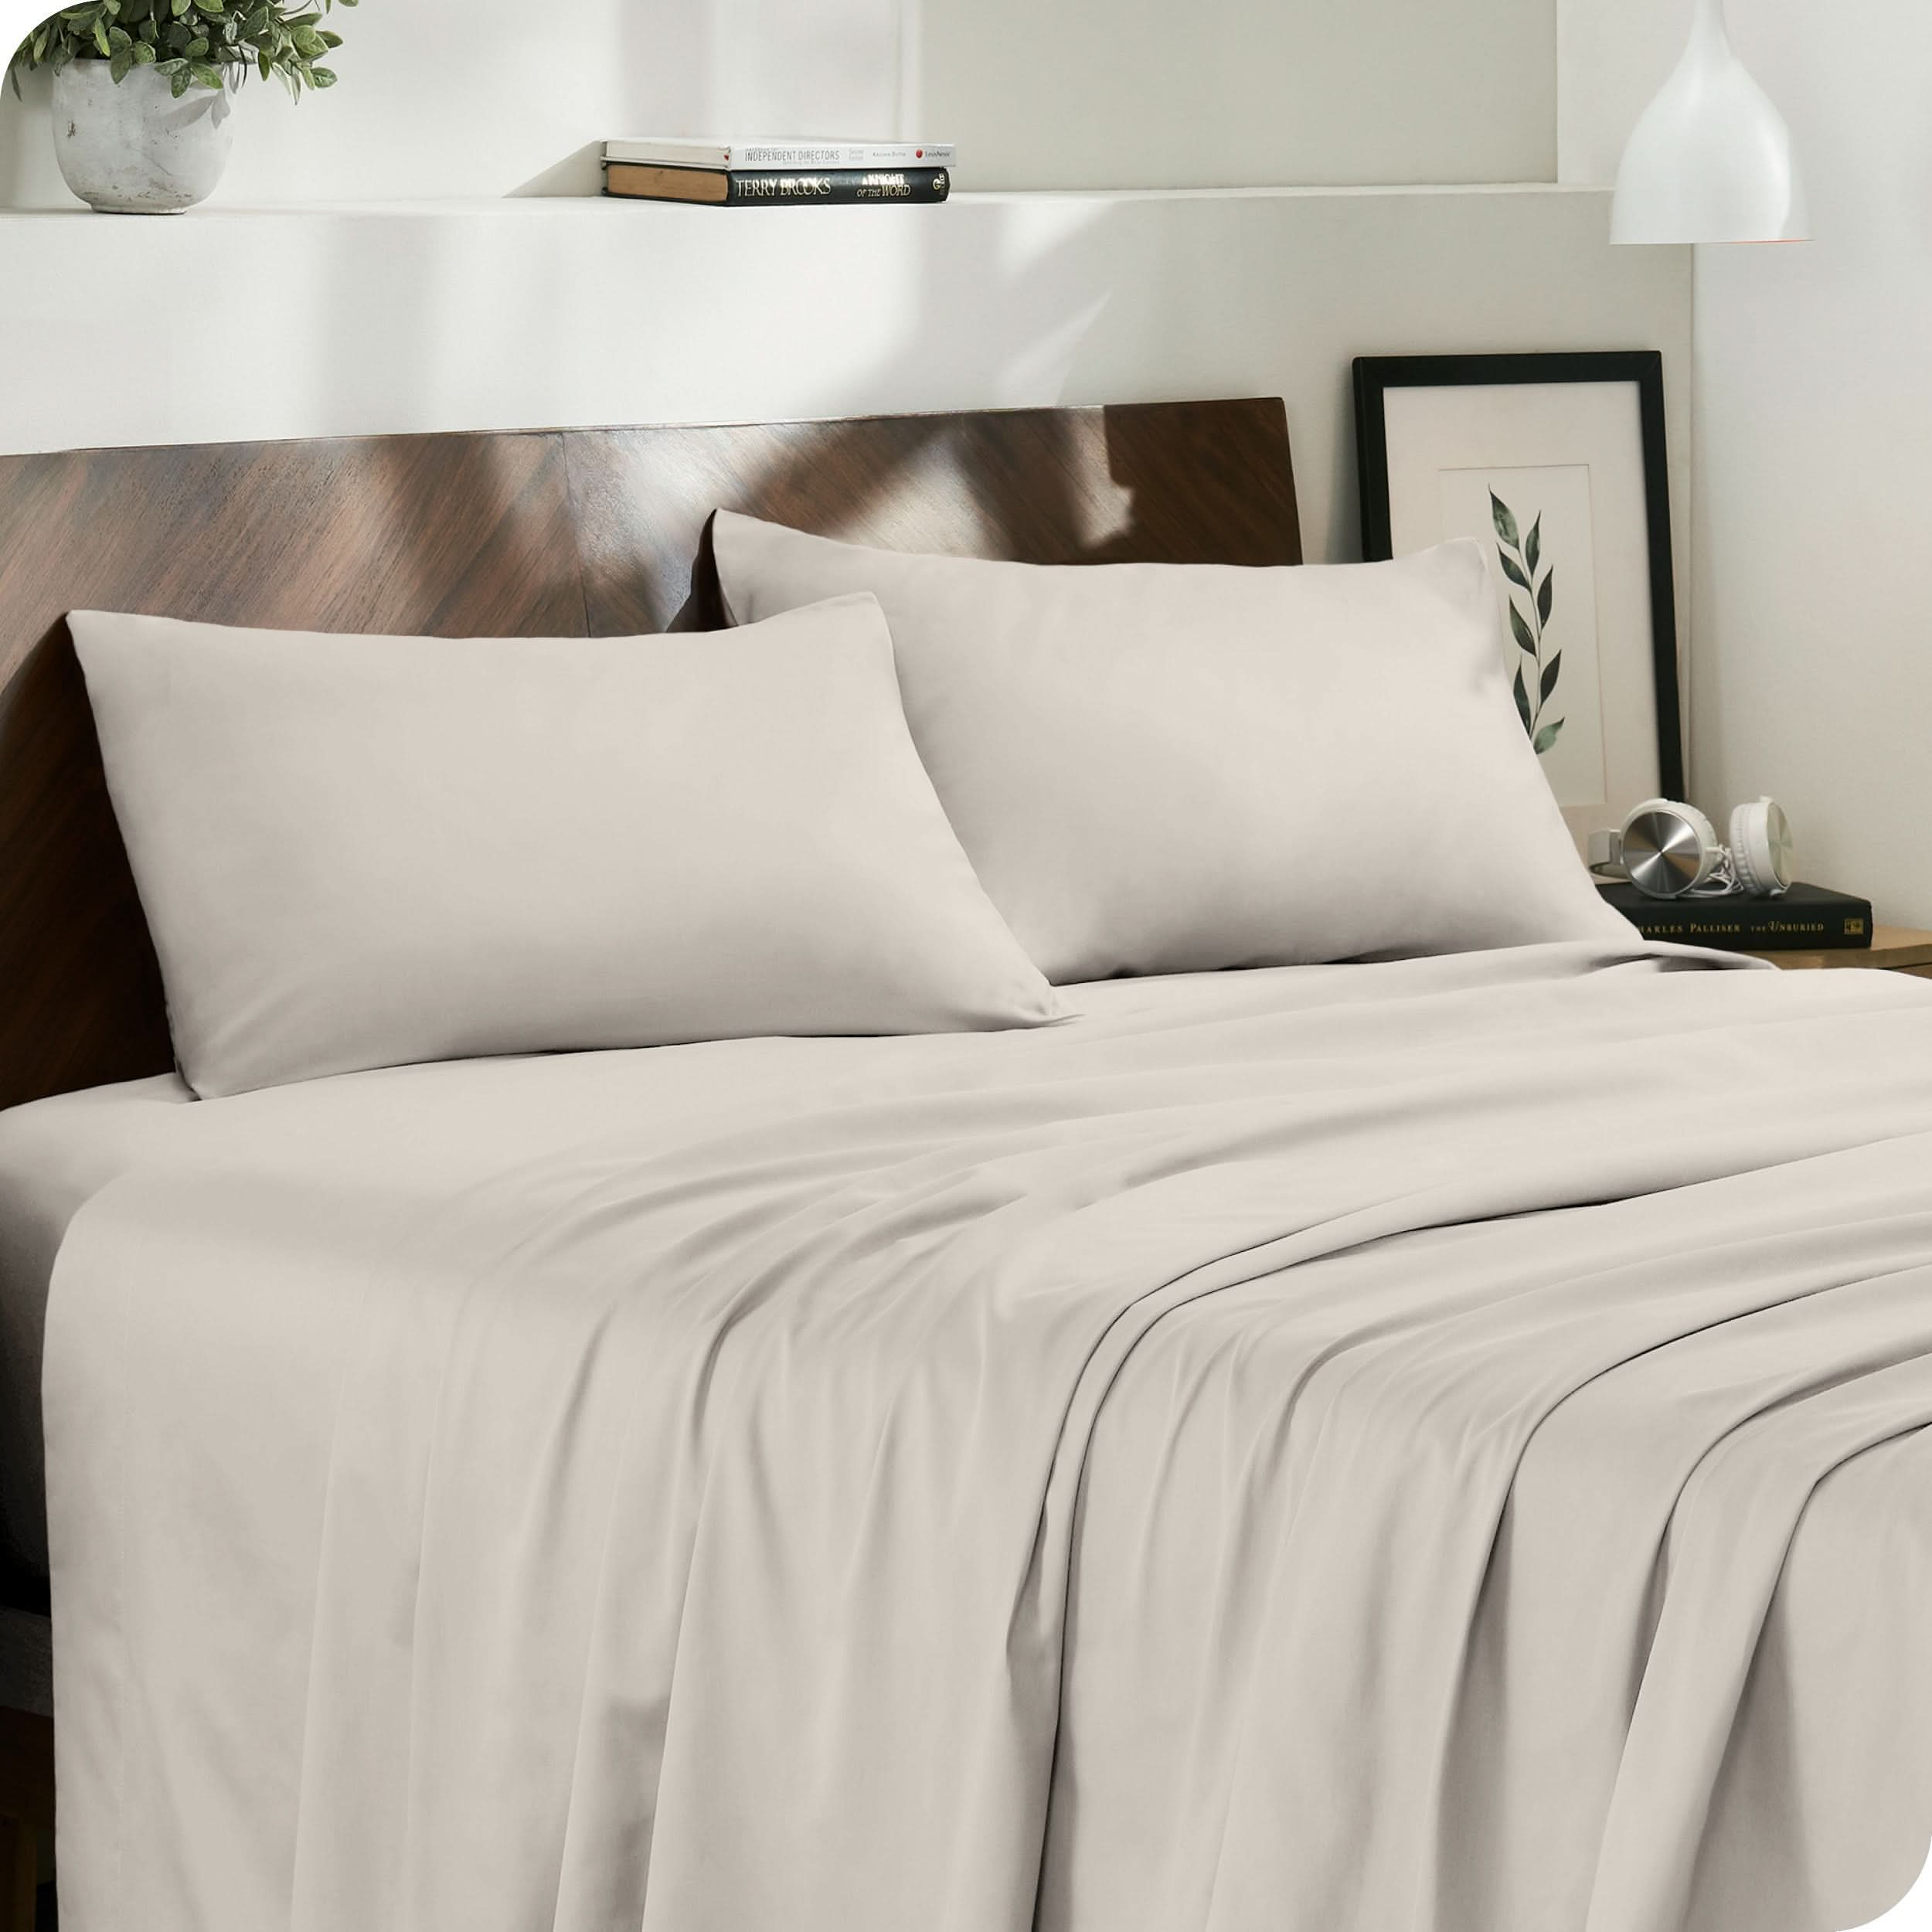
(0, 397, 1300, 1111)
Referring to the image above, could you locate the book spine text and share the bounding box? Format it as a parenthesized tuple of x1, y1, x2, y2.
(1616, 912, 1872, 950)
(723, 168, 950, 205)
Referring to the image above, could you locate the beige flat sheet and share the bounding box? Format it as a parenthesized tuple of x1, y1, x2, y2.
(41, 944, 1932, 1932)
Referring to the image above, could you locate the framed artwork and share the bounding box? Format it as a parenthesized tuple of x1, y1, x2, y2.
(1353, 351, 1685, 849)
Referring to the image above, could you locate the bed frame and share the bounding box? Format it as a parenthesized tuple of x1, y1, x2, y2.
(0, 399, 1301, 1114)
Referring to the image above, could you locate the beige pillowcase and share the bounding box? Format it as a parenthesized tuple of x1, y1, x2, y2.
(713, 514, 1630, 982)
(71, 596, 1063, 1098)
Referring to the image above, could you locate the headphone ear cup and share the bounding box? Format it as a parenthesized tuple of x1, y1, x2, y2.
(1679, 804, 1723, 891)
(1621, 800, 1723, 898)
(1729, 798, 1793, 896)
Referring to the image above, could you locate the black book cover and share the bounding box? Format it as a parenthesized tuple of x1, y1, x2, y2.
(605, 162, 951, 207)
(1597, 880, 1873, 951)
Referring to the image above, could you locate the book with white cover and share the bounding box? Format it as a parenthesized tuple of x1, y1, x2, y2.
(604, 136, 955, 169)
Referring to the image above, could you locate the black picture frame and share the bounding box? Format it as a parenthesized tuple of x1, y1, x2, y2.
(1352, 350, 1685, 802)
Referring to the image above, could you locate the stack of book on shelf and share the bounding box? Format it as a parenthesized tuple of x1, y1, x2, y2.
(602, 138, 955, 208)
(1596, 880, 1874, 952)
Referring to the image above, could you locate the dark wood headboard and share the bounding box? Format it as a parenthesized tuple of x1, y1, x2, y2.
(0, 398, 1300, 1111)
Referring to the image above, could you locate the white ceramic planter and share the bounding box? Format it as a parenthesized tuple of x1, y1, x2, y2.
(51, 60, 236, 214)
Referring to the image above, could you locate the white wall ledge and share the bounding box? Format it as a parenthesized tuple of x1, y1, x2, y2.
(0, 182, 1610, 223)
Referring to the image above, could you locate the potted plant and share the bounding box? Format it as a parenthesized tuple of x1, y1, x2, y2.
(8, 0, 356, 214)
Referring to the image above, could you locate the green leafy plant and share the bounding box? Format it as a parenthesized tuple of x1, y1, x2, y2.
(1492, 489, 1564, 757)
(9, 0, 355, 101)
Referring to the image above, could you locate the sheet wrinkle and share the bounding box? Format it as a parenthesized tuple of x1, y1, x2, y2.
(1589, 1368, 1932, 1932)
(1454, 1270, 1932, 1930)
(1090, 1151, 1932, 1924)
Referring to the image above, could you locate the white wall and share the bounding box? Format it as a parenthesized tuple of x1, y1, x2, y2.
(0, 0, 1556, 206)
(917, 0, 1556, 189)
(1560, 0, 1932, 927)
(1556, 0, 1682, 186)
(0, 189, 1687, 575)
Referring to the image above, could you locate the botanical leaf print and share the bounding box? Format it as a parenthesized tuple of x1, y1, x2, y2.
(1489, 491, 1521, 550)
(1494, 490, 1563, 757)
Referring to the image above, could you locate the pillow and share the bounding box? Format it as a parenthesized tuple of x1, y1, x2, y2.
(70, 596, 1063, 1098)
(713, 514, 1631, 982)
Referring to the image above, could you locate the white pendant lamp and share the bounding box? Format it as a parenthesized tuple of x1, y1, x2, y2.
(1612, 0, 1808, 244)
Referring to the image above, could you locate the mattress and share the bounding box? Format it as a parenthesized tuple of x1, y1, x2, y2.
(22, 946, 1932, 1932)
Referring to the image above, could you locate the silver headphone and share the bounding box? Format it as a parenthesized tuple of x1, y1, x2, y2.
(1589, 797, 1794, 901)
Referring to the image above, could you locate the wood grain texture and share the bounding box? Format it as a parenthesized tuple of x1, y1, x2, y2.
(0, 400, 1298, 1112)
(1752, 927, 1932, 974)
(570, 400, 1301, 634)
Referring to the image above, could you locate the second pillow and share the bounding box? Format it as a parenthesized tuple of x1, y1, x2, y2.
(713, 512, 1629, 984)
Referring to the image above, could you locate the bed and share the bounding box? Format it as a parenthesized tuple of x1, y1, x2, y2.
(2, 400, 1931, 1932)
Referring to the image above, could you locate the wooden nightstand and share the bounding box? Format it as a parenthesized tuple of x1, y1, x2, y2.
(0, 1608, 53, 1932)
(0, 1706, 51, 1932)
(1744, 927, 1932, 976)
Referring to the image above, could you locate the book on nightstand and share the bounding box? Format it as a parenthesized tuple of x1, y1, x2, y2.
(605, 137, 954, 169)
(1596, 881, 1874, 951)
(604, 160, 951, 207)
